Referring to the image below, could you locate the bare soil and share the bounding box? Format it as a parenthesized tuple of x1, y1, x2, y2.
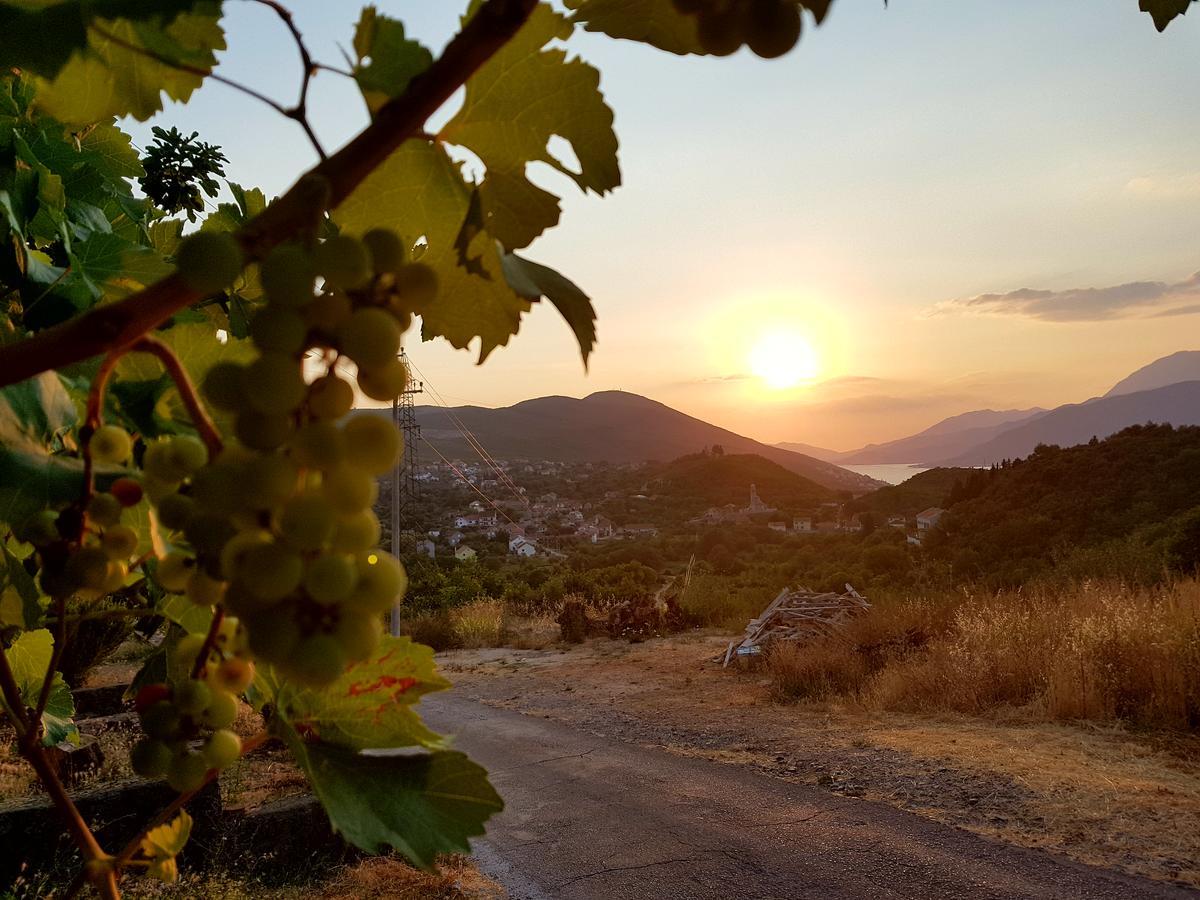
(438, 631, 1200, 889)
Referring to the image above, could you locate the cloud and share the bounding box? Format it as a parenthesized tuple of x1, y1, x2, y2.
(932, 271, 1200, 322)
(1125, 172, 1200, 200)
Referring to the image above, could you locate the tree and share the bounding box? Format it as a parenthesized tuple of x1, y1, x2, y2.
(0, 0, 1188, 895)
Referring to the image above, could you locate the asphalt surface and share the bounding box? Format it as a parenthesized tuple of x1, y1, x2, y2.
(423, 691, 1196, 900)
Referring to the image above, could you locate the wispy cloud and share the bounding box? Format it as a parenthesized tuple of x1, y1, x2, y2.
(931, 271, 1200, 322)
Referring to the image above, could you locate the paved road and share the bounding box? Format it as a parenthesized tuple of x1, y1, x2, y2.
(423, 692, 1195, 900)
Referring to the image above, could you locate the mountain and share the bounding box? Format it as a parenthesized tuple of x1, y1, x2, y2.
(644, 453, 834, 515)
(856, 468, 978, 518)
(832, 408, 1045, 465)
(935, 380, 1200, 466)
(1105, 350, 1200, 397)
(774, 441, 843, 462)
(411, 391, 880, 493)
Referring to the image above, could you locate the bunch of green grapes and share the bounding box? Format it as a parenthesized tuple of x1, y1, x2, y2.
(130, 620, 252, 791)
(19, 426, 150, 599)
(671, 0, 804, 58)
(145, 227, 422, 686)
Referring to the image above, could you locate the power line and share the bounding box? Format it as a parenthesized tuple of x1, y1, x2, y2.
(420, 435, 519, 530)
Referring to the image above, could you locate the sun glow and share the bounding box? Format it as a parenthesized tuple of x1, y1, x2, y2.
(749, 331, 820, 389)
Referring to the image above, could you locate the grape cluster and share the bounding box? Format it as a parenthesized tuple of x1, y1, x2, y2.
(671, 0, 803, 58)
(148, 228, 426, 686)
(130, 621, 252, 791)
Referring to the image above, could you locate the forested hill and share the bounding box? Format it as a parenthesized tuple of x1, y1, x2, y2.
(855, 468, 977, 517)
(924, 424, 1200, 585)
(641, 453, 835, 517)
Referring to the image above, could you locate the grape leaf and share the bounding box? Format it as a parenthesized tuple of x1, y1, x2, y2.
(1140, 0, 1194, 30)
(335, 140, 531, 362)
(272, 636, 449, 752)
(440, 3, 620, 250)
(563, 0, 708, 55)
(352, 6, 433, 115)
(32, 6, 227, 124)
(70, 231, 172, 299)
(140, 809, 191, 883)
(279, 729, 503, 870)
(501, 251, 596, 366)
(2, 628, 78, 746)
(2, 541, 44, 629)
(157, 594, 212, 636)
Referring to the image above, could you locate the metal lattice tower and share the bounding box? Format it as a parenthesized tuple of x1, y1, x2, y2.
(391, 350, 423, 552)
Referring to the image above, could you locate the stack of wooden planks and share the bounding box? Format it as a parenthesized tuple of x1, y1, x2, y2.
(720, 584, 870, 667)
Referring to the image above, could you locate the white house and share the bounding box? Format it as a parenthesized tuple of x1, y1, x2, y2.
(767, 521, 788, 533)
(510, 537, 537, 557)
(417, 539, 436, 559)
(916, 507, 945, 532)
(447, 531, 464, 547)
(455, 545, 477, 561)
(793, 517, 813, 533)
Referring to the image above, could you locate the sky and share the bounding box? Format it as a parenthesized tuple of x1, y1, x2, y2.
(126, 1, 1200, 451)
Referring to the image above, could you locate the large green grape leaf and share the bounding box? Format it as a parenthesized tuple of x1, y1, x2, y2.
(272, 636, 449, 752)
(279, 729, 502, 869)
(440, 3, 619, 251)
(336, 140, 531, 362)
(30, 6, 226, 124)
(352, 6, 433, 115)
(0, 372, 89, 528)
(1140, 0, 1195, 29)
(2, 541, 44, 629)
(501, 251, 596, 366)
(2, 628, 78, 746)
(70, 231, 172, 299)
(563, 0, 707, 55)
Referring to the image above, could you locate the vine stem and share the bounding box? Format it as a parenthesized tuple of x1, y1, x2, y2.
(190, 607, 226, 680)
(111, 731, 272, 872)
(129, 337, 224, 456)
(0, 645, 119, 899)
(25, 596, 66, 745)
(0, 0, 539, 390)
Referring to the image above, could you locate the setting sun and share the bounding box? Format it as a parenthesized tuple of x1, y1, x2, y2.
(749, 332, 820, 389)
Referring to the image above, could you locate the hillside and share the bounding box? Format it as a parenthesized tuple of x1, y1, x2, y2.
(1106, 350, 1200, 397)
(924, 424, 1200, 585)
(774, 441, 842, 462)
(836, 410, 1045, 465)
(643, 452, 834, 514)
(412, 391, 879, 493)
(935, 380, 1200, 466)
(854, 468, 978, 518)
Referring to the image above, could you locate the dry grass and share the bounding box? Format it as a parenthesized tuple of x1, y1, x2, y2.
(768, 579, 1200, 731)
(450, 599, 506, 649)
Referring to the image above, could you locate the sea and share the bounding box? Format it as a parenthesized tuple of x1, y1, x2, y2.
(843, 464, 929, 486)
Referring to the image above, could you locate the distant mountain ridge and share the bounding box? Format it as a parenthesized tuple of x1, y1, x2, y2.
(1105, 350, 1200, 397)
(411, 391, 881, 493)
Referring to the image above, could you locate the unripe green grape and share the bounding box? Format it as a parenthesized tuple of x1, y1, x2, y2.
(167, 750, 211, 793)
(322, 465, 377, 515)
(343, 415, 402, 474)
(101, 525, 138, 560)
(286, 633, 347, 686)
(305, 290, 353, 333)
(183, 513, 236, 557)
(203, 729, 242, 770)
(356, 358, 409, 402)
(211, 657, 254, 695)
(186, 570, 226, 607)
(290, 421, 347, 470)
(219, 529, 273, 581)
(200, 688, 239, 728)
(243, 454, 299, 510)
(216, 616, 242, 650)
(139, 700, 181, 741)
(154, 554, 192, 595)
(142, 440, 182, 485)
(176, 231, 244, 295)
(69, 547, 113, 591)
(86, 492, 123, 528)
(332, 510, 381, 554)
(260, 244, 316, 307)
(234, 409, 294, 451)
(744, 0, 801, 59)
(167, 436, 208, 477)
(236, 542, 303, 600)
(202, 362, 249, 412)
(88, 425, 131, 464)
(156, 492, 195, 531)
(130, 738, 174, 778)
(307, 374, 355, 421)
(303, 554, 358, 605)
(250, 305, 309, 355)
(349, 551, 407, 612)
(314, 235, 372, 290)
(279, 493, 337, 551)
(338, 308, 401, 370)
(391, 263, 438, 314)
(142, 476, 180, 505)
(334, 609, 381, 663)
(244, 605, 300, 662)
(243, 353, 307, 415)
(362, 228, 405, 274)
(100, 559, 129, 593)
(174, 678, 211, 716)
(19, 509, 60, 547)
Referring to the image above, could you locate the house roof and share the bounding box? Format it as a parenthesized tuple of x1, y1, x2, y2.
(916, 507, 945, 520)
